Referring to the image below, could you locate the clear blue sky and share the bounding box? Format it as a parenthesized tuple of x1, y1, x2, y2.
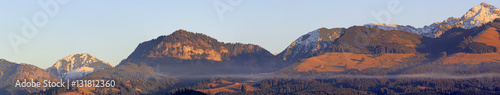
(1, 0, 498, 68)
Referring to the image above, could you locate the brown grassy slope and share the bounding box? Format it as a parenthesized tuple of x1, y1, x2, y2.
(196, 80, 258, 94)
(443, 53, 500, 64)
(294, 52, 415, 72)
(59, 92, 83, 95)
(474, 27, 500, 53)
(443, 27, 500, 64)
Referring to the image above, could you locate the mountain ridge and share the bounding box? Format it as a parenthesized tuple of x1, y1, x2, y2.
(277, 27, 345, 64)
(365, 2, 500, 38)
(120, 29, 285, 75)
(125, 29, 270, 62)
(285, 19, 500, 74)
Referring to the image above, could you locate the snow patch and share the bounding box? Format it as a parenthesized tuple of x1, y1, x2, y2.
(294, 29, 321, 46)
(73, 66, 95, 72)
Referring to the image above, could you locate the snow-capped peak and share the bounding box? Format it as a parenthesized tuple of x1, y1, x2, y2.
(52, 53, 102, 71)
(47, 53, 112, 80)
(365, 2, 500, 38)
(460, 2, 500, 29)
(279, 28, 345, 63)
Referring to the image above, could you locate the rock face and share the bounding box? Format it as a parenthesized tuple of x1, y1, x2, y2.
(126, 29, 266, 62)
(0, 59, 60, 95)
(277, 28, 345, 64)
(46, 53, 112, 80)
(121, 29, 285, 75)
(365, 2, 500, 38)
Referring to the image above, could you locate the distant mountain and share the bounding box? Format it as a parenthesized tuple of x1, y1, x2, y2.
(277, 28, 345, 64)
(402, 20, 500, 74)
(285, 19, 500, 74)
(421, 18, 500, 64)
(0, 59, 59, 95)
(283, 26, 423, 73)
(46, 53, 112, 80)
(365, 2, 500, 38)
(120, 29, 285, 75)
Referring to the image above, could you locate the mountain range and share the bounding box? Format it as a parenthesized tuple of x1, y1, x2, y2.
(365, 2, 500, 38)
(2, 2, 500, 95)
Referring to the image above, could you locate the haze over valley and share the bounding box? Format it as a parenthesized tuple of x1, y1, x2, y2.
(1, 1, 500, 95)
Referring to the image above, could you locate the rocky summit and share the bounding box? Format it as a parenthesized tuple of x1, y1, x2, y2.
(46, 53, 112, 80)
(120, 29, 285, 75)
